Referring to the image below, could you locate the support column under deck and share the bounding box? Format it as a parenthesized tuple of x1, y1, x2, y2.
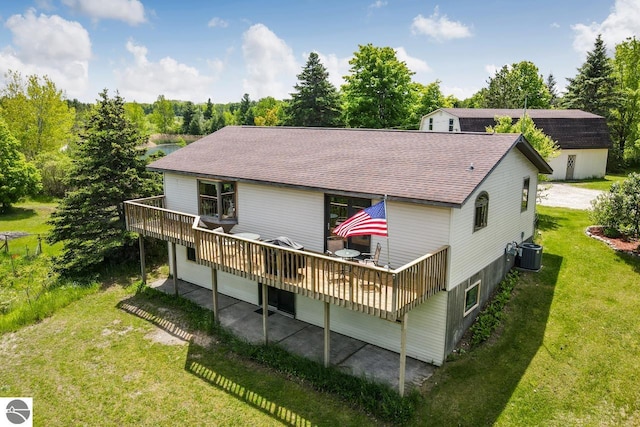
(211, 267, 219, 323)
(262, 283, 269, 344)
(171, 242, 178, 296)
(324, 302, 331, 368)
(399, 312, 408, 397)
(139, 235, 146, 285)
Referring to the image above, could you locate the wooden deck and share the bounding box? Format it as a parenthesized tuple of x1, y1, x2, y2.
(125, 196, 448, 321)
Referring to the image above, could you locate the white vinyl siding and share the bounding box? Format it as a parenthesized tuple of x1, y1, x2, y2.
(174, 245, 212, 289)
(164, 173, 198, 214)
(547, 148, 608, 180)
(419, 111, 459, 132)
(233, 183, 326, 252)
(296, 292, 447, 365)
(448, 150, 538, 288)
(383, 201, 450, 268)
(217, 272, 259, 304)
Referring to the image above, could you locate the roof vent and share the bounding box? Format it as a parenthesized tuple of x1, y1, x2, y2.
(468, 163, 475, 171)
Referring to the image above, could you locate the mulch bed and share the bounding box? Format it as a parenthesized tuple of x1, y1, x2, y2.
(586, 226, 640, 256)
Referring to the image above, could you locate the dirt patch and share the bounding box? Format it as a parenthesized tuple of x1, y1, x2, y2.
(586, 226, 640, 256)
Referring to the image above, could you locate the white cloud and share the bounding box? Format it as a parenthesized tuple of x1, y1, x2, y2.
(395, 46, 431, 73)
(441, 84, 478, 101)
(411, 6, 472, 42)
(0, 9, 91, 98)
(368, 1, 387, 10)
(571, 0, 640, 54)
(208, 17, 229, 28)
(241, 24, 298, 99)
(485, 64, 498, 77)
(62, 0, 146, 25)
(114, 40, 213, 103)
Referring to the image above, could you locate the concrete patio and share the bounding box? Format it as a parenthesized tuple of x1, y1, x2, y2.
(149, 277, 435, 392)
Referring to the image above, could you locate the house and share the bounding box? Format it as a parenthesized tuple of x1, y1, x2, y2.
(124, 126, 552, 393)
(419, 108, 611, 181)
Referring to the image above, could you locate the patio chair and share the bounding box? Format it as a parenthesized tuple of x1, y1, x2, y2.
(358, 243, 382, 289)
(326, 237, 345, 256)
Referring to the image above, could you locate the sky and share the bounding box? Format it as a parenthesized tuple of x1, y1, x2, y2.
(0, 0, 638, 105)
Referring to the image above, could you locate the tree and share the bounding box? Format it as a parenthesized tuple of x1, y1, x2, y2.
(610, 36, 640, 165)
(253, 97, 284, 126)
(483, 61, 551, 109)
(562, 34, 618, 118)
(0, 117, 40, 212)
(204, 98, 214, 120)
(124, 101, 149, 136)
(546, 73, 560, 107)
(150, 95, 175, 133)
(285, 52, 342, 127)
(407, 80, 455, 129)
(487, 114, 559, 161)
(188, 107, 204, 135)
(590, 172, 640, 238)
(181, 101, 197, 134)
(48, 90, 162, 276)
(341, 44, 415, 129)
(0, 71, 75, 160)
(239, 93, 255, 125)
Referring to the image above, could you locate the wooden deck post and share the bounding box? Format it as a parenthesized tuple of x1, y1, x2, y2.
(211, 267, 219, 323)
(171, 242, 178, 296)
(138, 235, 146, 285)
(399, 312, 408, 397)
(324, 302, 331, 368)
(262, 283, 269, 344)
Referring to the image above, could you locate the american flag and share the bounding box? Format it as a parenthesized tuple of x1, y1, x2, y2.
(333, 200, 387, 238)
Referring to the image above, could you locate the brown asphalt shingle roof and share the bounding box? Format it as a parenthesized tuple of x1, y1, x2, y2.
(149, 126, 551, 207)
(439, 108, 612, 150)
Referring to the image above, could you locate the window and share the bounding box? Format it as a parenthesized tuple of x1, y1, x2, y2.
(448, 118, 454, 132)
(198, 180, 236, 220)
(186, 247, 196, 262)
(464, 280, 481, 316)
(474, 192, 489, 231)
(428, 117, 433, 130)
(521, 177, 530, 211)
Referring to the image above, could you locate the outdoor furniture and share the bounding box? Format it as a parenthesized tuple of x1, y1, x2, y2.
(326, 237, 345, 256)
(358, 243, 381, 267)
(263, 236, 305, 278)
(334, 248, 361, 261)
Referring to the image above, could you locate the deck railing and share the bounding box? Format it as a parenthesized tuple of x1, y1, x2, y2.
(125, 196, 448, 321)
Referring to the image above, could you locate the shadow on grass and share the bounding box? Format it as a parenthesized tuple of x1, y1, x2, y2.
(0, 207, 37, 222)
(536, 212, 562, 232)
(419, 253, 562, 426)
(116, 290, 383, 426)
(615, 251, 640, 274)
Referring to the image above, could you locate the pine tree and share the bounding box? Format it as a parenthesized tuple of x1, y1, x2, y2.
(562, 34, 618, 118)
(546, 73, 559, 107)
(181, 101, 196, 134)
(286, 52, 342, 127)
(204, 98, 214, 120)
(48, 90, 162, 276)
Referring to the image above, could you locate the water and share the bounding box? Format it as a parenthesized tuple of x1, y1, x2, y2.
(144, 143, 183, 158)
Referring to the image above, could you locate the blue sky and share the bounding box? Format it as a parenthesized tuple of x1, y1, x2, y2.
(0, 0, 637, 104)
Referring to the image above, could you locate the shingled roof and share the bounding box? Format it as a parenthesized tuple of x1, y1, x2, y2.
(149, 126, 552, 208)
(439, 108, 611, 150)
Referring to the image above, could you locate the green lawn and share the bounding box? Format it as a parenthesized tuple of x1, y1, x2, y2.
(1, 203, 639, 425)
(567, 169, 639, 191)
(416, 206, 640, 426)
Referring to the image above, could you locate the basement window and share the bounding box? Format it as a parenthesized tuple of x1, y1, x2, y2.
(464, 280, 481, 316)
(186, 247, 196, 262)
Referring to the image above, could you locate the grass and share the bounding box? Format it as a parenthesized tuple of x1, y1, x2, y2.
(2, 201, 640, 425)
(0, 283, 378, 426)
(415, 206, 640, 426)
(566, 167, 640, 191)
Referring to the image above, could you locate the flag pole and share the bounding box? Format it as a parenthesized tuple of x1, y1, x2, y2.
(384, 194, 391, 268)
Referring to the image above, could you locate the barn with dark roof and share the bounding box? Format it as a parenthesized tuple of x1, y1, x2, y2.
(419, 108, 611, 180)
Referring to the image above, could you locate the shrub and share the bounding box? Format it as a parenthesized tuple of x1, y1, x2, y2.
(589, 173, 640, 238)
(470, 270, 519, 347)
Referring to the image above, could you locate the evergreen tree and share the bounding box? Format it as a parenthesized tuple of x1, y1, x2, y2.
(562, 34, 618, 118)
(181, 101, 196, 134)
(286, 52, 342, 127)
(546, 73, 559, 107)
(341, 44, 415, 129)
(0, 117, 40, 213)
(239, 93, 255, 125)
(48, 90, 162, 276)
(204, 98, 214, 120)
(188, 108, 204, 135)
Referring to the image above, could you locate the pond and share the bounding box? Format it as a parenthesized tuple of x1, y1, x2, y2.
(144, 143, 184, 158)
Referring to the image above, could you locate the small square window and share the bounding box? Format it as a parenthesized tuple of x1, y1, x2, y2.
(464, 280, 481, 316)
(521, 177, 530, 212)
(186, 247, 196, 262)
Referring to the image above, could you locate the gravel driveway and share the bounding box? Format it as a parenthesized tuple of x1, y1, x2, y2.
(538, 183, 604, 210)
